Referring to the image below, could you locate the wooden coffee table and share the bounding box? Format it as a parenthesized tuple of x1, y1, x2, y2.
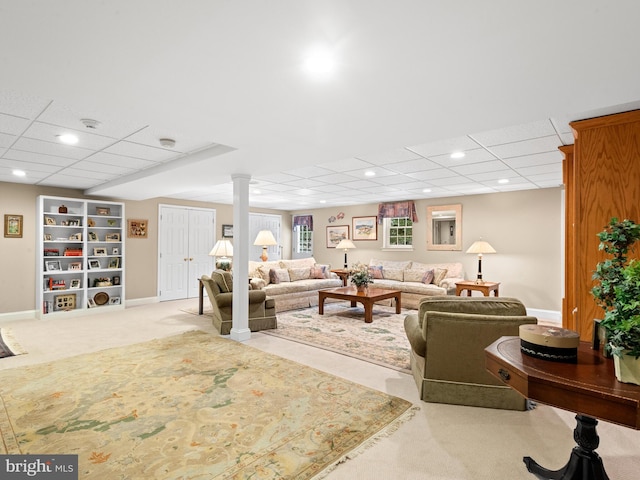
(318, 286, 402, 323)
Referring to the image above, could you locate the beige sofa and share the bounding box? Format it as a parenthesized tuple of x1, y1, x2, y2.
(248, 257, 343, 312)
(404, 296, 537, 410)
(366, 259, 465, 310)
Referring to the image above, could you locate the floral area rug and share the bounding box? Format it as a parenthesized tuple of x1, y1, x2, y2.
(0, 330, 415, 479)
(264, 304, 415, 373)
(0, 328, 26, 358)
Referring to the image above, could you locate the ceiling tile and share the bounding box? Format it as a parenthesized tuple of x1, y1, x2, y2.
(3, 149, 78, 167)
(24, 122, 116, 150)
(319, 157, 372, 172)
(103, 141, 178, 162)
(470, 119, 557, 146)
(488, 135, 561, 159)
(429, 148, 498, 167)
(10, 138, 92, 160)
(503, 151, 562, 169)
(356, 147, 422, 165)
(386, 157, 441, 173)
(0, 132, 16, 148)
(0, 90, 51, 119)
(0, 113, 30, 135)
(85, 151, 157, 170)
(451, 160, 508, 175)
(407, 136, 482, 158)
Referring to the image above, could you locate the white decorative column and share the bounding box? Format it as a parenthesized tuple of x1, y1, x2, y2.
(230, 173, 251, 342)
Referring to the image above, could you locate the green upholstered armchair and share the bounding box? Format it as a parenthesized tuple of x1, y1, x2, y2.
(404, 296, 537, 410)
(201, 270, 277, 335)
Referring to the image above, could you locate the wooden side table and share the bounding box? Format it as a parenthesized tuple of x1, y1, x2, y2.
(455, 280, 500, 297)
(330, 269, 351, 286)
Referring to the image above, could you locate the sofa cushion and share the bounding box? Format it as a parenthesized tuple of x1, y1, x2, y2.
(211, 270, 233, 293)
(383, 268, 404, 281)
(288, 267, 311, 281)
(249, 260, 281, 282)
(280, 257, 316, 270)
(264, 278, 341, 295)
(269, 268, 290, 284)
(370, 258, 412, 270)
(404, 268, 434, 284)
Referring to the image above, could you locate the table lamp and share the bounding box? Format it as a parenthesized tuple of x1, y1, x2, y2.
(254, 230, 277, 261)
(335, 239, 356, 268)
(209, 239, 233, 271)
(466, 239, 496, 284)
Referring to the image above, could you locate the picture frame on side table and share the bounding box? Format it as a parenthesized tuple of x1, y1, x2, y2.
(326, 225, 349, 248)
(4, 214, 23, 238)
(352, 216, 378, 241)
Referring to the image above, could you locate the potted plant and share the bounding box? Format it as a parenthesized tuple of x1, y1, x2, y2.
(591, 218, 640, 384)
(349, 262, 373, 292)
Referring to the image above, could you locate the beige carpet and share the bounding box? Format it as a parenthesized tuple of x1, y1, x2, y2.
(0, 330, 415, 479)
(3, 299, 640, 479)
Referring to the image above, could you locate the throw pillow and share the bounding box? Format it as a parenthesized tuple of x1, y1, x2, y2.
(315, 264, 332, 278)
(211, 270, 233, 293)
(274, 268, 290, 283)
(368, 265, 384, 279)
(404, 269, 426, 283)
(422, 269, 434, 284)
(310, 265, 327, 279)
(288, 267, 310, 281)
(432, 268, 448, 285)
(383, 268, 404, 281)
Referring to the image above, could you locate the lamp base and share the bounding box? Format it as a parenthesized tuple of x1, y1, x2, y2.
(260, 247, 269, 262)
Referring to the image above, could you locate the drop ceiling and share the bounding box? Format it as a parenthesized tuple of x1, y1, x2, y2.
(1, 2, 639, 210)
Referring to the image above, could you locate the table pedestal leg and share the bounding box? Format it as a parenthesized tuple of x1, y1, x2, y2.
(523, 415, 609, 480)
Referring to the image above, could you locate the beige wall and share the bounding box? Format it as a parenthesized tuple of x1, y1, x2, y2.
(291, 188, 563, 312)
(1, 181, 561, 314)
(0, 182, 281, 313)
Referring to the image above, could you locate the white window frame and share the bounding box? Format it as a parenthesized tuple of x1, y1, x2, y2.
(382, 216, 414, 251)
(292, 224, 313, 258)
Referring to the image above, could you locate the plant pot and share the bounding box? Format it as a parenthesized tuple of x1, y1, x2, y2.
(356, 285, 367, 293)
(613, 349, 640, 385)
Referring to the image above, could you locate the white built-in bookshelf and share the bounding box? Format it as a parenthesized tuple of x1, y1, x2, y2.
(36, 195, 125, 318)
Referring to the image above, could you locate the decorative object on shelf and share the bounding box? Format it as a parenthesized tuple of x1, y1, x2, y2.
(94, 247, 107, 256)
(44, 248, 59, 256)
(88, 259, 101, 270)
(105, 233, 120, 242)
(109, 297, 121, 305)
(222, 224, 233, 238)
(96, 207, 111, 215)
(45, 217, 56, 226)
(94, 278, 112, 287)
(107, 219, 116, 226)
(349, 262, 373, 292)
(4, 214, 23, 238)
(209, 239, 233, 271)
(466, 239, 496, 284)
(254, 230, 277, 262)
(128, 219, 148, 238)
(68, 233, 82, 241)
(58, 205, 67, 214)
(54, 294, 76, 311)
(45, 260, 61, 271)
(64, 248, 83, 256)
(326, 225, 349, 248)
(108, 258, 120, 269)
(335, 239, 356, 268)
(591, 217, 640, 383)
(68, 262, 82, 271)
(112, 247, 119, 255)
(69, 279, 81, 289)
(113, 276, 121, 285)
(88, 232, 98, 241)
(93, 291, 110, 305)
(352, 216, 377, 241)
(88, 218, 95, 227)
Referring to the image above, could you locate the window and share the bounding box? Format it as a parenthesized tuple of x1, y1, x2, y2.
(383, 217, 413, 249)
(293, 224, 313, 256)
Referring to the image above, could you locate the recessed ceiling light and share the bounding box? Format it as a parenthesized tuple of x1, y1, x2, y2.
(364, 170, 376, 177)
(252, 189, 262, 195)
(450, 151, 465, 159)
(303, 45, 336, 78)
(422, 188, 432, 193)
(319, 200, 327, 204)
(57, 133, 79, 145)
(12, 169, 26, 177)
(498, 178, 510, 184)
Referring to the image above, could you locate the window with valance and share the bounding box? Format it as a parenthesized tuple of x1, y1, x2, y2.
(377, 201, 418, 224)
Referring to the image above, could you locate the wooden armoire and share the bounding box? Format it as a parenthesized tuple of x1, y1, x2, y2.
(562, 109, 640, 341)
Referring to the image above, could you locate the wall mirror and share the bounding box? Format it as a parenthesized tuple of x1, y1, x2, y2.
(427, 204, 462, 251)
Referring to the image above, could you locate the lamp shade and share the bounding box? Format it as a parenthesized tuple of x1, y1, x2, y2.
(209, 239, 233, 257)
(253, 230, 277, 246)
(335, 239, 356, 250)
(466, 240, 496, 254)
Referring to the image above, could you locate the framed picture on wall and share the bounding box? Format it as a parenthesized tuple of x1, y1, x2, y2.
(326, 225, 349, 248)
(352, 216, 377, 241)
(222, 224, 233, 238)
(128, 219, 148, 238)
(4, 214, 23, 238)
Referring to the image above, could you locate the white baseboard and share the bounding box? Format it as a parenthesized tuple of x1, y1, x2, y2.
(0, 310, 38, 322)
(527, 308, 561, 324)
(125, 297, 160, 307)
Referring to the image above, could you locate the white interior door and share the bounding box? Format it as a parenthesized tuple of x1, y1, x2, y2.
(159, 206, 215, 301)
(249, 213, 282, 262)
